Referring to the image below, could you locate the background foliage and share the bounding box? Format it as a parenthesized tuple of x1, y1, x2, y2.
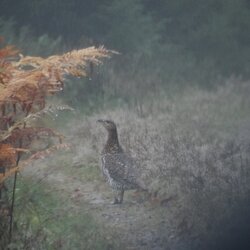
(0, 1, 250, 249)
(1, 0, 250, 109)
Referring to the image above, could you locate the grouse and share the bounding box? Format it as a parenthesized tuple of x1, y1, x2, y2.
(97, 119, 142, 204)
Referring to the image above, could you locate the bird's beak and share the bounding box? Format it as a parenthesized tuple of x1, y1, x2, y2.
(97, 119, 104, 123)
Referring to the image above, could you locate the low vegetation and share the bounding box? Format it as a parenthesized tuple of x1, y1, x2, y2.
(68, 81, 250, 249)
(4, 176, 118, 250)
(1, 77, 249, 249)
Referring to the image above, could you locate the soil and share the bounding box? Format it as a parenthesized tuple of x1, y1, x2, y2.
(24, 161, 189, 250)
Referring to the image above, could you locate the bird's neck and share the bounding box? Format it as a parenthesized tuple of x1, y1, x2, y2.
(103, 128, 123, 154)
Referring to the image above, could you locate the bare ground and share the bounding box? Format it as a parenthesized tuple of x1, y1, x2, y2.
(23, 160, 193, 250)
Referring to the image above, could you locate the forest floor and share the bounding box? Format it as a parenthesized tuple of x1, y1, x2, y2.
(23, 155, 191, 250)
(18, 82, 250, 250)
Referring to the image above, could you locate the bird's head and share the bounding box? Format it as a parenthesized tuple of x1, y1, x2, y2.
(97, 119, 117, 132)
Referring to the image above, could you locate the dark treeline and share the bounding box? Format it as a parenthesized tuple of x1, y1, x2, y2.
(0, 0, 250, 104)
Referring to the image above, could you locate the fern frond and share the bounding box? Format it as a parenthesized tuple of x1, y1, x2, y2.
(0, 143, 18, 168)
(24, 105, 74, 122)
(0, 166, 19, 184)
(0, 45, 19, 59)
(1, 127, 64, 146)
(0, 46, 115, 114)
(0, 40, 115, 185)
(0, 105, 72, 143)
(16, 46, 116, 77)
(0, 143, 71, 184)
(28, 143, 71, 161)
(13, 105, 73, 128)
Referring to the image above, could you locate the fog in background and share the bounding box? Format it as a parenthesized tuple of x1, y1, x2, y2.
(1, 1, 250, 249)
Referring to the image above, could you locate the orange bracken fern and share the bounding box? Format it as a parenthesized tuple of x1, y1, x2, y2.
(0, 39, 114, 184)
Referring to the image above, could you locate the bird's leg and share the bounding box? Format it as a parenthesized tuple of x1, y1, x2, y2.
(118, 189, 124, 204)
(113, 197, 119, 204)
(112, 189, 124, 204)
(112, 190, 120, 204)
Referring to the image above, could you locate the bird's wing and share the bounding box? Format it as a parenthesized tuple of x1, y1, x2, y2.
(102, 153, 139, 187)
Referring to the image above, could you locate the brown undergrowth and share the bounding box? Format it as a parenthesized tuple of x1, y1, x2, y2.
(0, 37, 114, 248)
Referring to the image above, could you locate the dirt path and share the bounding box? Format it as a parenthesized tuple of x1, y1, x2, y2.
(24, 162, 186, 250)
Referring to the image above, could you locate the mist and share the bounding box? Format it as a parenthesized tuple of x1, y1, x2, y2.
(0, 1, 250, 249)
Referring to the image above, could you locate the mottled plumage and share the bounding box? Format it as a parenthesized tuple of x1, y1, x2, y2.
(97, 119, 141, 204)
